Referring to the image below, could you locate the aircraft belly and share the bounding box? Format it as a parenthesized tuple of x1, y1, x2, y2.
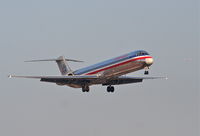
(67, 84, 82, 88)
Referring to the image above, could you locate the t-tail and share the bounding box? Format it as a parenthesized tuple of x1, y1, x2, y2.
(25, 56, 83, 75)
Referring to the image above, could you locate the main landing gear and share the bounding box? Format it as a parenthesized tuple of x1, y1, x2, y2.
(107, 86, 115, 93)
(82, 85, 90, 92)
(82, 85, 115, 93)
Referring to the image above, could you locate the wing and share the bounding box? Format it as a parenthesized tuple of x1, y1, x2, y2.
(102, 76, 167, 86)
(9, 75, 99, 85)
(9, 75, 166, 86)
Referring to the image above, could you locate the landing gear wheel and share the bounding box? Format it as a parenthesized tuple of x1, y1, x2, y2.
(110, 86, 114, 92)
(82, 86, 90, 92)
(107, 86, 115, 93)
(107, 87, 110, 92)
(144, 71, 149, 75)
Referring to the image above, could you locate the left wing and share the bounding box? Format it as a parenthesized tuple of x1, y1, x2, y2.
(9, 75, 99, 84)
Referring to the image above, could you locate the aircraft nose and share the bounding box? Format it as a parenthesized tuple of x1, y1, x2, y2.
(145, 57, 153, 65)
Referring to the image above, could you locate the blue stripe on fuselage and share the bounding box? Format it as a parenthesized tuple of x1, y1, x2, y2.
(73, 50, 149, 75)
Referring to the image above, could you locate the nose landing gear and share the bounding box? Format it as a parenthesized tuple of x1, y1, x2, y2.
(144, 71, 149, 75)
(144, 67, 149, 75)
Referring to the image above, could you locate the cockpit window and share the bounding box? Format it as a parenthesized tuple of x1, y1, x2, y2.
(136, 51, 149, 56)
(136, 51, 143, 56)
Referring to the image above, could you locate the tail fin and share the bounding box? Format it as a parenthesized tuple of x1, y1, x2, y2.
(25, 56, 83, 75)
(56, 56, 71, 75)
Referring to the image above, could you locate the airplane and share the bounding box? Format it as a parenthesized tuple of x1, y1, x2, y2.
(9, 50, 165, 93)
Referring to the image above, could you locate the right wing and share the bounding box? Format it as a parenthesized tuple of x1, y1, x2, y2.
(103, 76, 167, 85)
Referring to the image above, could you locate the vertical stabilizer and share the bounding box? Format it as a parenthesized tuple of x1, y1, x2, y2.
(56, 56, 72, 75)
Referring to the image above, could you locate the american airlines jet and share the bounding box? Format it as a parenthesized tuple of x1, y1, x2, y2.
(9, 50, 164, 92)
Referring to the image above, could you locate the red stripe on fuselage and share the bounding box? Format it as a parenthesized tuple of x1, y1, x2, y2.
(85, 56, 152, 75)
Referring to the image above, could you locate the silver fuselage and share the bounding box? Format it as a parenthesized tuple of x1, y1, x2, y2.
(66, 50, 153, 88)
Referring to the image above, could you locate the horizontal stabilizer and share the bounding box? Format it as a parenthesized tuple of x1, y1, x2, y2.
(25, 58, 84, 62)
(24, 56, 83, 75)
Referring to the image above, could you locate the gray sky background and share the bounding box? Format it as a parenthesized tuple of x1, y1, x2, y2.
(0, 0, 199, 136)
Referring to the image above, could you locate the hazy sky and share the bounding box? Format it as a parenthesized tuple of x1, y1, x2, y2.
(0, 0, 199, 136)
